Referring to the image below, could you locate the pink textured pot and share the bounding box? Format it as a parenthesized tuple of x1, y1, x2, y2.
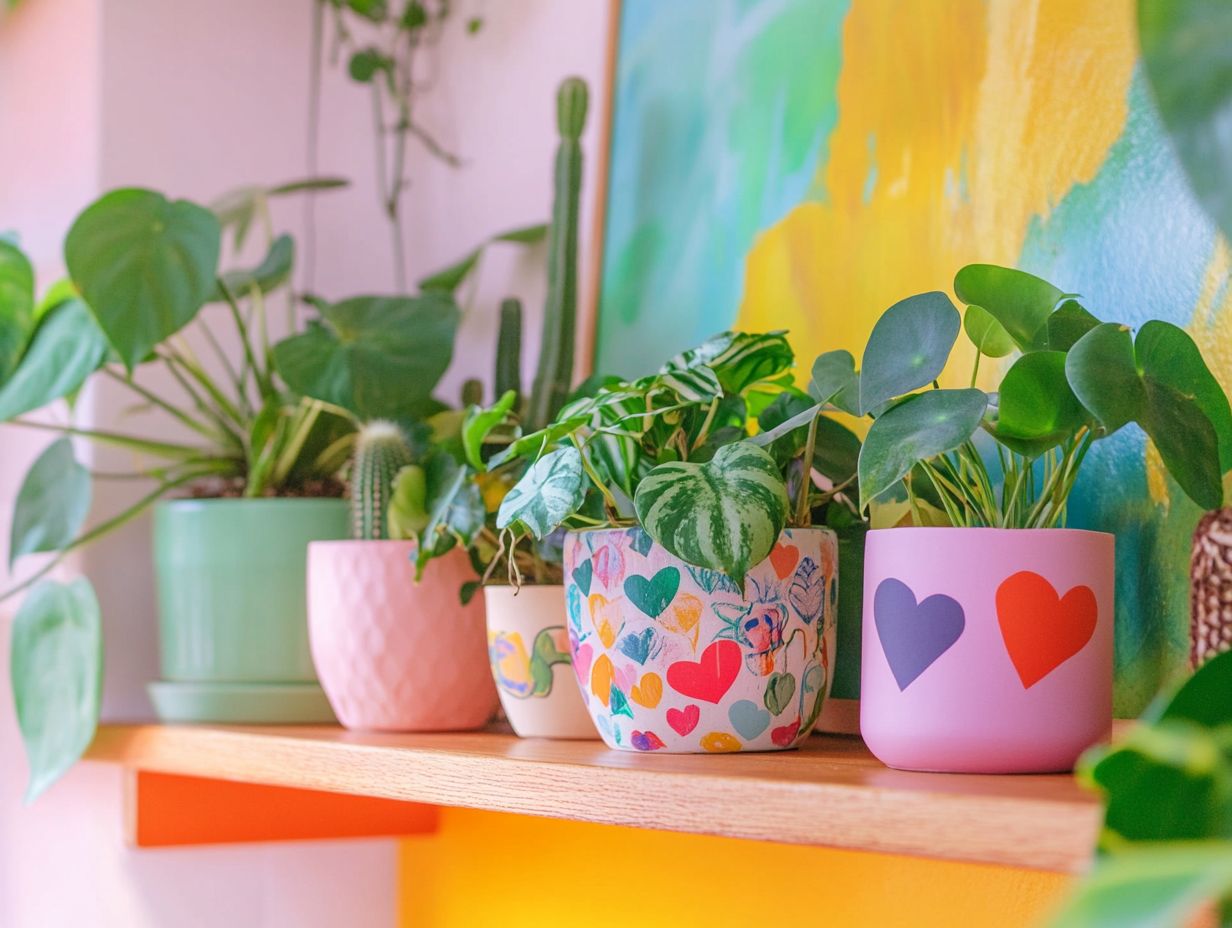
(307, 541, 498, 732)
(860, 527, 1114, 773)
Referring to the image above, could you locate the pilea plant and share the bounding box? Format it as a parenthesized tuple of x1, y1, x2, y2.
(828, 264, 1232, 525)
(470, 330, 862, 590)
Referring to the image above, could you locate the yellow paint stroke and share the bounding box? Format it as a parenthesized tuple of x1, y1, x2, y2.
(737, 0, 1137, 392)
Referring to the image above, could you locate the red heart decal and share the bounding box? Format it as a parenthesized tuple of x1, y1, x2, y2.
(771, 717, 800, 747)
(667, 641, 741, 703)
(996, 571, 1097, 688)
(770, 542, 800, 579)
(666, 704, 700, 736)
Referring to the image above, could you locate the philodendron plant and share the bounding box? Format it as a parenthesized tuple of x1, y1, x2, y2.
(827, 264, 1232, 525)
(2, 180, 470, 799)
(470, 330, 862, 591)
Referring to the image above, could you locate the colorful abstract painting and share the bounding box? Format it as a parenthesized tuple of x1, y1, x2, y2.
(595, 0, 1232, 713)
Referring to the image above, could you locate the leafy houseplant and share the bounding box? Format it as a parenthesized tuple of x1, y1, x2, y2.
(481, 330, 853, 753)
(306, 421, 497, 732)
(850, 264, 1231, 774)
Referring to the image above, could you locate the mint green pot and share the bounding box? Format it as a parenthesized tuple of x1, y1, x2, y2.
(153, 498, 349, 683)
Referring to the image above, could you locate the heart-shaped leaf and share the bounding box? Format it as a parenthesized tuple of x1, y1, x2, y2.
(462, 389, 517, 470)
(963, 304, 1015, 358)
(662, 331, 793, 394)
(954, 264, 1062, 350)
(1140, 0, 1232, 243)
(64, 189, 221, 370)
(9, 438, 91, 568)
(764, 671, 796, 715)
(859, 291, 960, 414)
(0, 299, 109, 420)
(992, 351, 1088, 457)
(212, 234, 294, 301)
(11, 579, 102, 801)
(273, 293, 459, 421)
(497, 446, 586, 539)
(1066, 323, 1143, 434)
(858, 388, 988, 510)
(0, 238, 35, 381)
(1045, 299, 1101, 351)
(809, 349, 860, 414)
(634, 442, 789, 589)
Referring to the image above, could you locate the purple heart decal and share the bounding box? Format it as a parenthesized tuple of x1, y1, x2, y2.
(873, 578, 965, 690)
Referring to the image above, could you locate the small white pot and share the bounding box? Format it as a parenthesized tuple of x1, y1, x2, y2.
(485, 585, 598, 740)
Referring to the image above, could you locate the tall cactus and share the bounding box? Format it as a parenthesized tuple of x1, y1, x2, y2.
(527, 76, 588, 431)
(495, 297, 524, 404)
(350, 420, 414, 540)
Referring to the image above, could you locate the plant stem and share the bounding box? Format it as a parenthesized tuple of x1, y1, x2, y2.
(11, 419, 209, 459)
(100, 367, 235, 449)
(794, 411, 820, 527)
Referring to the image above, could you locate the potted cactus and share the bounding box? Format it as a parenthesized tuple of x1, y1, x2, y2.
(307, 421, 497, 732)
(847, 264, 1231, 774)
(480, 330, 860, 753)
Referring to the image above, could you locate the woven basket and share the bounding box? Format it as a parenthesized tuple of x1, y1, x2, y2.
(1191, 508, 1232, 668)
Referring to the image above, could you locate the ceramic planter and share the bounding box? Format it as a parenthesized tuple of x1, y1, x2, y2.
(485, 585, 597, 739)
(562, 526, 838, 753)
(150, 498, 348, 723)
(308, 541, 498, 732)
(861, 527, 1114, 773)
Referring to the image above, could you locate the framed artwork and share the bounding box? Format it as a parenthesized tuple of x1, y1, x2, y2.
(588, 0, 1232, 714)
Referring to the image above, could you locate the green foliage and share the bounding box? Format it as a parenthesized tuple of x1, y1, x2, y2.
(634, 443, 789, 589)
(0, 298, 109, 421)
(350, 421, 415, 540)
(838, 263, 1230, 525)
(10, 579, 102, 802)
(412, 451, 486, 577)
(0, 238, 34, 381)
(1051, 651, 1232, 926)
(527, 77, 588, 431)
(9, 438, 90, 569)
(64, 189, 221, 370)
(418, 224, 547, 295)
(1139, 0, 1232, 244)
(496, 446, 586, 540)
(273, 293, 460, 421)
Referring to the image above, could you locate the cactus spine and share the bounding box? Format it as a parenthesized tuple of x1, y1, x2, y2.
(350, 421, 414, 540)
(495, 297, 523, 404)
(527, 76, 588, 431)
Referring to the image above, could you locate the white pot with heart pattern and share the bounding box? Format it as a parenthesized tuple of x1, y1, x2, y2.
(562, 526, 838, 753)
(860, 527, 1114, 773)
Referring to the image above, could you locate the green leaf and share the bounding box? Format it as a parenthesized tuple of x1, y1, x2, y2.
(0, 298, 109, 420)
(1155, 648, 1232, 728)
(992, 351, 1088, 457)
(859, 292, 960, 414)
(1139, 0, 1232, 243)
(634, 442, 789, 589)
(266, 177, 350, 197)
(496, 446, 586, 538)
(418, 223, 547, 295)
(348, 48, 389, 82)
(64, 189, 221, 371)
(812, 416, 862, 486)
(487, 416, 590, 468)
(10, 579, 102, 801)
(764, 672, 796, 715)
(388, 464, 430, 540)
(9, 438, 91, 568)
(953, 264, 1062, 349)
(1046, 299, 1101, 351)
(462, 389, 517, 470)
(493, 223, 548, 244)
(213, 234, 294, 301)
(809, 349, 860, 413)
(1140, 378, 1223, 510)
(1050, 843, 1232, 928)
(414, 454, 485, 575)
(858, 389, 987, 510)
(0, 238, 35, 381)
(1066, 323, 1144, 434)
(663, 331, 794, 394)
(272, 293, 459, 421)
(346, 0, 388, 21)
(1136, 320, 1232, 473)
(963, 304, 1015, 358)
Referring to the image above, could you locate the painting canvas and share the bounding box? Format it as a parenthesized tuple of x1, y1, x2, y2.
(594, 0, 1232, 714)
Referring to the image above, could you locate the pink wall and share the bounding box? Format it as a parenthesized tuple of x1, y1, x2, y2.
(0, 0, 609, 924)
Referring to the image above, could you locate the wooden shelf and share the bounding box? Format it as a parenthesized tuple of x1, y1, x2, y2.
(87, 724, 1102, 872)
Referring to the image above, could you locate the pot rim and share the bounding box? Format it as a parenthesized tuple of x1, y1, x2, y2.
(866, 525, 1113, 540)
(308, 538, 416, 551)
(158, 497, 347, 512)
(567, 524, 837, 538)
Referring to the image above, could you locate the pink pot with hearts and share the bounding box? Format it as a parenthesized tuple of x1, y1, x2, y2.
(562, 526, 838, 753)
(861, 527, 1114, 773)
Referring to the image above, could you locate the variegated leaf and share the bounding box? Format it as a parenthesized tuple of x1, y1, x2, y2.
(663, 331, 794, 394)
(497, 446, 586, 539)
(633, 442, 789, 589)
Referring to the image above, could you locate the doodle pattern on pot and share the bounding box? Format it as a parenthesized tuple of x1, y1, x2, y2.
(488, 626, 572, 699)
(564, 527, 838, 753)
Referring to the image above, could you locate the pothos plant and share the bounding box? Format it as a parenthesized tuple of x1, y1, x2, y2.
(2, 180, 467, 799)
(822, 263, 1232, 525)
(469, 330, 863, 591)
